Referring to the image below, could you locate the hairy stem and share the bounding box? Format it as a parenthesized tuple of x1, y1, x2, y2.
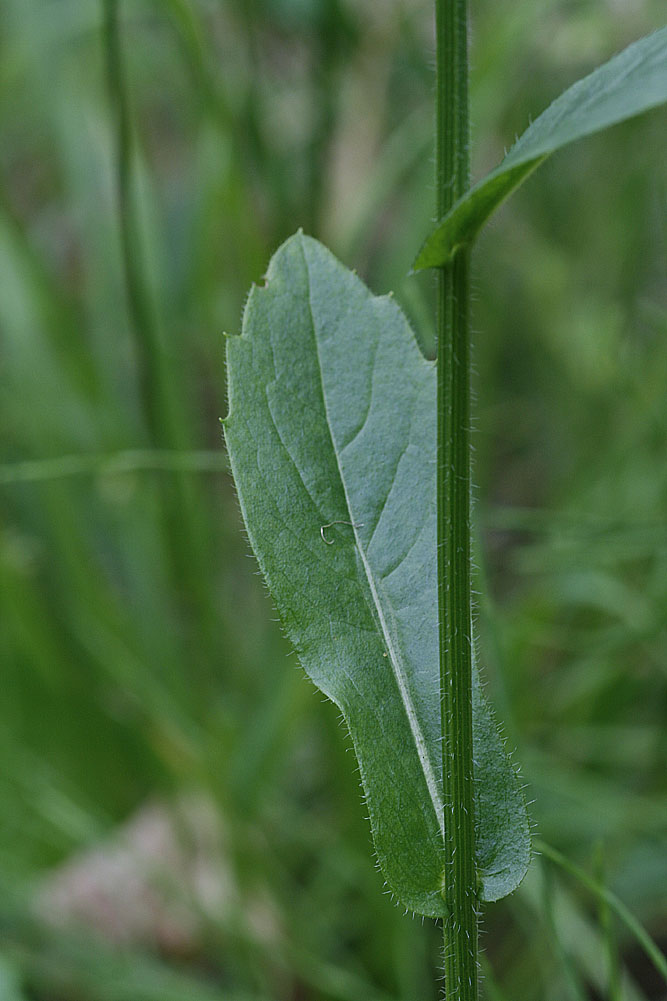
(435, 0, 477, 998)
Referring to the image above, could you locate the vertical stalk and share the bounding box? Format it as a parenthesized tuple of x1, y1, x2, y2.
(102, 0, 166, 447)
(102, 0, 219, 672)
(435, 1, 477, 999)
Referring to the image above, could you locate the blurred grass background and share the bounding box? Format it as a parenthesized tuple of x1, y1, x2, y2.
(0, 0, 666, 998)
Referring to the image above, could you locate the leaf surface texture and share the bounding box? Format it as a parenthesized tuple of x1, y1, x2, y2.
(225, 234, 530, 915)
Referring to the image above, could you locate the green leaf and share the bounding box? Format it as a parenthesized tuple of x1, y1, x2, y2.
(224, 233, 530, 916)
(414, 26, 667, 269)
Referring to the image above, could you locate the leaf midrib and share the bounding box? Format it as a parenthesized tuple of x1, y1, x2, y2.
(299, 238, 446, 843)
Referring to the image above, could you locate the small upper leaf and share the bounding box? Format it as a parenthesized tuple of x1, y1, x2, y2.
(414, 26, 667, 269)
(224, 233, 530, 916)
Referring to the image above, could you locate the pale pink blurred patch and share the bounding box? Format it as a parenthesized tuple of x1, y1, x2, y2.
(34, 795, 281, 955)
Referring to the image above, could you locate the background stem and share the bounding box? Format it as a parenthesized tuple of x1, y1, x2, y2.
(102, 0, 219, 662)
(102, 0, 166, 447)
(435, 0, 477, 998)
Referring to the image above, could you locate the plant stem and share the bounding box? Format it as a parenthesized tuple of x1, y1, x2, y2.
(102, 0, 166, 447)
(102, 0, 220, 665)
(435, 1, 477, 999)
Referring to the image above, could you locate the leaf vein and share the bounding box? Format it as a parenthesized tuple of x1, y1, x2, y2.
(299, 237, 446, 843)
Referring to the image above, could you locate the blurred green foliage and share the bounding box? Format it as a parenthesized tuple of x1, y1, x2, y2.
(0, 0, 665, 999)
